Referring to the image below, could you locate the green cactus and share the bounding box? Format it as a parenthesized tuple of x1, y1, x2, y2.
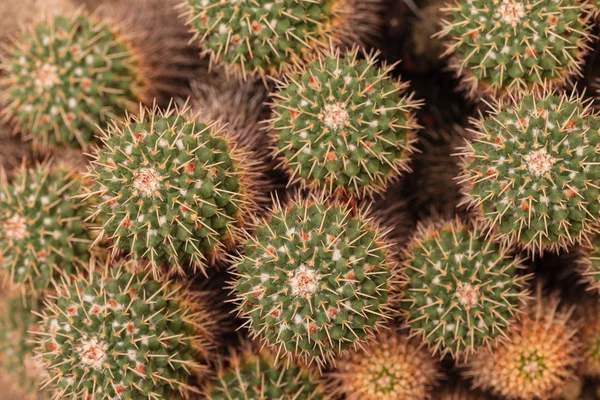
(0, 13, 147, 149)
(87, 105, 259, 275)
(34, 260, 217, 400)
(270, 47, 420, 198)
(436, 0, 593, 97)
(0, 162, 93, 293)
(459, 91, 600, 254)
(400, 220, 529, 359)
(233, 195, 398, 366)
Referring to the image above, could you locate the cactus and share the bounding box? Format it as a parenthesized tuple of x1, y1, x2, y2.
(458, 91, 600, 254)
(206, 344, 326, 399)
(328, 330, 441, 400)
(436, 0, 593, 98)
(270, 47, 420, 198)
(463, 290, 581, 400)
(576, 234, 600, 294)
(0, 12, 148, 150)
(400, 220, 529, 359)
(86, 105, 260, 275)
(34, 260, 217, 399)
(232, 194, 398, 366)
(0, 162, 94, 292)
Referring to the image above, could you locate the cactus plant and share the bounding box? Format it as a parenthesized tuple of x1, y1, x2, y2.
(86, 104, 260, 276)
(328, 330, 441, 400)
(34, 260, 217, 400)
(232, 194, 398, 366)
(0, 162, 94, 292)
(270, 47, 421, 198)
(458, 91, 600, 254)
(436, 0, 593, 98)
(400, 220, 529, 359)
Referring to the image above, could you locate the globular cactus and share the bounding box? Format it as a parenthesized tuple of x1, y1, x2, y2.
(270, 47, 421, 198)
(436, 0, 593, 98)
(400, 220, 529, 359)
(328, 330, 441, 400)
(458, 91, 600, 254)
(86, 105, 260, 276)
(0, 12, 148, 150)
(232, 194, 399, 366)
(463, 290, 581, 400)
(0, 162, 94, 292)
(34, 260, 218, 400)
(205, 344, 327, 399)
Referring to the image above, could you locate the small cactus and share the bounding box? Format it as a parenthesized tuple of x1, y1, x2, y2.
(458, 91, 600, 254)
(270, 47, 420, 198)
(400, 220, 529, 359)
(232, 194, 399, 366)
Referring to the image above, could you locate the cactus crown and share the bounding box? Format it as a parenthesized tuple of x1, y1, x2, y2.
(87, 105, 258, 275)
(459, 91, 600, 254)
(0, 13, 147, 150)
(35, 261, 217, 400)
(233, 194, 397, 366)
(0, 162, 93, 292)
(271, 47, 420, 197)
(400, 220, 529, 359)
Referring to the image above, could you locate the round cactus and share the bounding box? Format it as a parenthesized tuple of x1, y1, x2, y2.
(0, 162, 94, 292)
(87, 105, 259, 275)
(206, 344, 326, 399)
(400, 220, 529, 359)
(34, 260, 217, 399)
(463, 290, 581, 400)
(328, 330, 441, 400)
(233, 194, 398, 366)
(0, 12, 148, 150)
(459, 91, 600, 254)
(270, 47, 420, 198)
(437, 0, 593, 98)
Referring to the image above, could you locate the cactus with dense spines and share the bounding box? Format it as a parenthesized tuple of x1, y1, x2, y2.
(34, 260, 217, 400)
(206, 344, 327, 399)
(86, 105, 260, 276)
(328, 330, 441, 400)
(0, 162, 94, 293)
(464, 290, 581, 400)
(459, 91, 600, 254)
(400, 220, 529, 359)
(270, 47, 420, 198)
(0, 13, 148, 150)
(232, 195, 398, 367)
(436, 0, 593, 98)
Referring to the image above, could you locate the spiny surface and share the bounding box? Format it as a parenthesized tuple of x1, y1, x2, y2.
(88, 106, 256, 275)
(0, 163, 92, 292)
(400, 220, 528, 358)
(233, 197, 396, 366)
(577, 234, 600, 294)
(271, 48, 419, 197)
(578, 301, 600, 377)
(35, 263, 216, 400)
(438, 0, 591, 97)
(1, 14, 146, 149)
(459, 92, 600, 254)
(329, 330, 440, 400)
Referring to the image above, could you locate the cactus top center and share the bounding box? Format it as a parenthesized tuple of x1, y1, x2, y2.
(523, 148, 554, 178)
(133, 167, 162, 197)
(521, 356, 543, 378)
(75, 337, 107, 370)
(289, 265, 321, 297)
(2, 213, 27, 240)
(33, 63, 60, 90)
(497, 0, 526, 24)
(455, 282, 480, 309)
(320, 102, 349, 130)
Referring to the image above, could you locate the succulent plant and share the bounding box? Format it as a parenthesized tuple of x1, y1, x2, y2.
(34, 260, 217, 400)
(437, 0, 593, 98)
(232, 194, 398, 366)
(328, 329, 441, 400)
(464, 289, 581, 400)
(0, 12, 148, 150)
(87, 105, 260, 276)
(400, 220, 529, 359)
(458, 91, 600, 254)
(270, 47, 420, 198)
(206, 343, 326, 399)
(0, 162, 94, 293)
